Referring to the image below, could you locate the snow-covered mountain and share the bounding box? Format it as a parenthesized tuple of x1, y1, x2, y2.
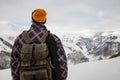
(0, 21, 29, 45)
(89, 31, 120, 59)
(61, 31, 120, 63)
(60, 33, 93, 64)
(0, 21, 28, 69)
(0, 21, 120, 68)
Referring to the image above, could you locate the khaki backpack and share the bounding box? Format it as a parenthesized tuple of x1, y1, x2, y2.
(18, 31, 53, 80)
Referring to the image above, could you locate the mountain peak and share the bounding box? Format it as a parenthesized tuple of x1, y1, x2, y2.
(0, 21, 28, 37)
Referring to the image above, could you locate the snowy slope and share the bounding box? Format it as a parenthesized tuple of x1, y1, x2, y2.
(61, 33, 93, 54)
(68, 57, 120, 80)
(0, 69, 11, 80)
(0, 21, 28, 68)
(1, 57, 120, 80)
(0, 21, 28, 44)
(89, 31, 120, 59)
(61, 31, 120, 63)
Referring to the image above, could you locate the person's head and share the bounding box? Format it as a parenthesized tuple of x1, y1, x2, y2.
(32, 8, 47, 24)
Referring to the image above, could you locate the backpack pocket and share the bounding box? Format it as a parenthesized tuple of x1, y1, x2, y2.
(20, 44, 33, 67)
(20, 68, 48, 80)
(35, 43, 48, 60)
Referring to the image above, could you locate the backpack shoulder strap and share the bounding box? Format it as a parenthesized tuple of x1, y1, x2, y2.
(22, 31, 31, 44)
(39, 31, 49, 43)
(22, 30, 49, 43)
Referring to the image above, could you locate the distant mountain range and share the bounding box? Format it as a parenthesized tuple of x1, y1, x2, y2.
(62, 31, 120, 64)
(0, 21, 120, 68)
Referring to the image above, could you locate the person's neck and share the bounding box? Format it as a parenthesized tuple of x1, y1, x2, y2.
(34, 22, 45, 27)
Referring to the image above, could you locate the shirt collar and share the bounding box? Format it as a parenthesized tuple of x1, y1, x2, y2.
(30, 23, 47, 30)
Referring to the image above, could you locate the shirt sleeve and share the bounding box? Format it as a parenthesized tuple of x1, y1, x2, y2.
(53, 35, 68, 80)
(10, 37, 21, 80)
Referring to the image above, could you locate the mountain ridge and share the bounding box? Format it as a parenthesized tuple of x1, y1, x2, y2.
(0, 21, 120, 68)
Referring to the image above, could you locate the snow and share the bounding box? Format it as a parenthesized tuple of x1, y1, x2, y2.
(0, 69, 12, 80)
(68, 57, 120, 80)
(100, 31, 120, 43)
(0, 57, 120, 80)
(0, 21, 29, 44)
(0, 21, 20, 36)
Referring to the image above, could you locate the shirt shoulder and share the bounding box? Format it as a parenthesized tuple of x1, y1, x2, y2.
(50, 33, 62, 43)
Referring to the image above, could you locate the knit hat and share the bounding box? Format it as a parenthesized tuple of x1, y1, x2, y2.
(32, 8, 47, 23)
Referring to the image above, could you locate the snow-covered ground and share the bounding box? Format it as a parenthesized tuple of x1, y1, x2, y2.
(0, 69, 11, 80)
(0, 57, 120, 80)
(68, 57, 120, 80)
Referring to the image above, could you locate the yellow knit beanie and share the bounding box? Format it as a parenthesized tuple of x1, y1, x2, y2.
(32, 8, 47, 23)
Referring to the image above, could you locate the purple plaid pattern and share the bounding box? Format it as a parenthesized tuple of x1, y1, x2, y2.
(10, 23, 68, 80)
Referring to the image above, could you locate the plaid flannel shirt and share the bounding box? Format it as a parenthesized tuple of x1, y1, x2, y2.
(10, 23, 68, 80)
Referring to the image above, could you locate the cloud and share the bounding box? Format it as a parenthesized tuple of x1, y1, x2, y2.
(0, 0, 120, 33)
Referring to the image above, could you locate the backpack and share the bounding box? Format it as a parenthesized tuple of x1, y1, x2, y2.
(19, 31, 53, 80)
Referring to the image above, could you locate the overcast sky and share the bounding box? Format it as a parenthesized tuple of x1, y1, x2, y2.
(0, 0, 120, 33)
